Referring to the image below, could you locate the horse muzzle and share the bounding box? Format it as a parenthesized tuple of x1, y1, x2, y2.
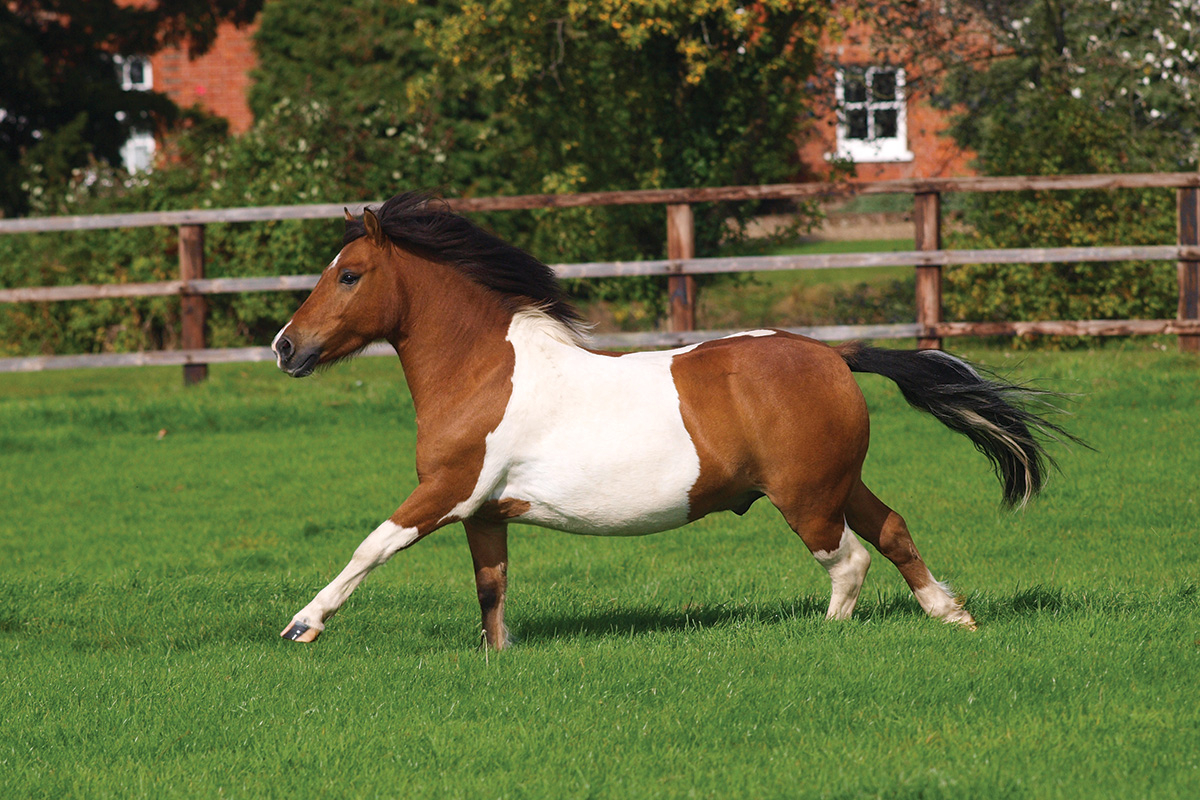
(273, 332, 321, 378)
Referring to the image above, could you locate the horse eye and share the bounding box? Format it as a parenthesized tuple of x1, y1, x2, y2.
(339, 270, 360, 286)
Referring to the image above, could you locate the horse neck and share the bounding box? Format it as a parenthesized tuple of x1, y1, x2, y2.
(387, 253, 516, 414)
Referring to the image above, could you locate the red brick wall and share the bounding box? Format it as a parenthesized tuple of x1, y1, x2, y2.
(150, 19, 258, 134)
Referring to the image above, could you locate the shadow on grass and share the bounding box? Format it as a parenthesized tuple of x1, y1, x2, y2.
(514, 597, 828, 644)
(512, 593, 940, 645)
(513, 582, 1199, 645)
(5, 579, 1193, 653)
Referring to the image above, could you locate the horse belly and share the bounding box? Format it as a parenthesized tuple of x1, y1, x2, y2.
(502, 444, 699, 536)
(493, 351, 702, 536)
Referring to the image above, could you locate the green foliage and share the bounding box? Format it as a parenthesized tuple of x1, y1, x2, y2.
(2, 0, 831, 356)
(0, 99, 454, 355)
(252, 0, 831, 308)
(942, 92, 1179, 344)
(413, 1, 827, 260)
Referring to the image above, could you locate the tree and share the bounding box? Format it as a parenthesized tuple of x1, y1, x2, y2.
(412, 1, 827, 261)
(0, 0, 262, 217)
(248, 0, 829, 315)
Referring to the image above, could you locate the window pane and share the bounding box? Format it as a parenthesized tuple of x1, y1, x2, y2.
(874, 108, 898, 139)
(844, 72, 867, 104)
(871, 70, 896, 101)
(128, 59, 144, 87)
(846, 108, 869, 140)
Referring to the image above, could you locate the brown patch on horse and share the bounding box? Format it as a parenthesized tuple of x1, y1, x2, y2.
(671, 333, 870, 531)
(473, 498, 533, 524)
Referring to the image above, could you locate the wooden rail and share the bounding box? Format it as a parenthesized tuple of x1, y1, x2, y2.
(2, 172, 1199, 381)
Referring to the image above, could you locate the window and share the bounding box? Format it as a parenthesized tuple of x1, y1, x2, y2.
(119, 132, 157, 173)
(113, 55, 156, 172)
(114, 55, 153, 92)
(833, 66, 913, 163)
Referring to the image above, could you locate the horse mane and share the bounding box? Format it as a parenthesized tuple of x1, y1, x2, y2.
(344, 191, 585, 335)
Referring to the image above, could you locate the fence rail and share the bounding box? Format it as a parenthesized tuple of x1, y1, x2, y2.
(2, 172, 1198, 381)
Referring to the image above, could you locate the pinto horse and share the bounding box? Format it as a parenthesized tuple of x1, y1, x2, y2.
(272, 191, 1069, 648)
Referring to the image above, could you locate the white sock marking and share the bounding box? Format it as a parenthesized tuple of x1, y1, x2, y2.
(291, 520, 420, 628)
(814, 524, 871, 620)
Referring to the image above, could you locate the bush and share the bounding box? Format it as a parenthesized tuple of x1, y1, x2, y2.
(0, 101, 397, 356)
(942, 78, 1182, 348)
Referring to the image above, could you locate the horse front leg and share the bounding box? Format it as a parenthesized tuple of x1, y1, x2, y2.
(280, 483, 462, 643)
(463, 518, 510, 651)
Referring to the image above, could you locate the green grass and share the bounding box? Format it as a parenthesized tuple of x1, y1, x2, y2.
(2, 346, 1198, 799)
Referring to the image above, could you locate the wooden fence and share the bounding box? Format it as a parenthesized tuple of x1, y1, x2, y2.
(1, 172, 1198, 383)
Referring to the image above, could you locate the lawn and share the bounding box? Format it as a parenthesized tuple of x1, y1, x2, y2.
(1, 343, 1197, 799)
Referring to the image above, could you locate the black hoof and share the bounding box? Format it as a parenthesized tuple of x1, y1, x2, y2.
(281, 621, 315, 641)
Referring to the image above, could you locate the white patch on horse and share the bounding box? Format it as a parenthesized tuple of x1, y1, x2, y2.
(271, 320, 292, 368)
(324, 250, 343, 273)
(290, 519, 420, 629)
(446, 310, 702, 535)
(913, 578, 975, 627)
(813, 524, 871, 620)
(723, 329, 777, 338)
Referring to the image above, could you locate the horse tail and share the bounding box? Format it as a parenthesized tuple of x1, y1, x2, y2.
(836, 342, 1079, 509)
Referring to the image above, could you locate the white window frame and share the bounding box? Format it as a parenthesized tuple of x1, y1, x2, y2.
(119, 132, 157, 173)
(114, 55, 153, 92)
(832, 66, 914, 164)
(113, 55, 156, 172)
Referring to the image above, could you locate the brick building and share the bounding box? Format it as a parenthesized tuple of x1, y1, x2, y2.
(116, 18, 257, 171)
(798, 19, 976, 181)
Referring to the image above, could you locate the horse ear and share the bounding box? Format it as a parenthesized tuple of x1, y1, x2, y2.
(344, 207, 354, 222)
(363, 208, 387, 248)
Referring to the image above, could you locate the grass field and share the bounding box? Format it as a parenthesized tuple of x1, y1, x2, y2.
(1, 343, 1198, 799)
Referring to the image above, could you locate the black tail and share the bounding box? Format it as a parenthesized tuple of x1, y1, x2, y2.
(838, 343, 1081, 509)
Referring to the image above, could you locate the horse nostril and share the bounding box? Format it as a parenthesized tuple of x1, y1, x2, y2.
(276, 334, 294, 362)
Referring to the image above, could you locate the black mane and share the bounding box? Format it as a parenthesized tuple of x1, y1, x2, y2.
(344, 191, 583, 330)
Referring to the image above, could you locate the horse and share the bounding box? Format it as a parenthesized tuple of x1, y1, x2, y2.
(271, 191, 1071, 649)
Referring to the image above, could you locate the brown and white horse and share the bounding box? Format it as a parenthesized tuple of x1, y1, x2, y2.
(272, 192, 1070, 648)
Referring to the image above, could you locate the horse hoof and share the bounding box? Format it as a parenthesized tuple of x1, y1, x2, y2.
(280, 621, 321, 643)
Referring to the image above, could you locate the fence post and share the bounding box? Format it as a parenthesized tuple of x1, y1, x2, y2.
(667, 204, 696, 334)
(179, 224, 208, 385)
(1178, 187, 1200, 353)
(914, 191, 943, 350)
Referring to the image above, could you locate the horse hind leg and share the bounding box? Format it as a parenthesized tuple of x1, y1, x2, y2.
(815, 523, 873, 620)
(844, 479, 976, 629)
(781, 509, 872, 620)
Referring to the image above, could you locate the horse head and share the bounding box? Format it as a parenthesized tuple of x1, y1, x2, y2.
(272, 208, 402, 377)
